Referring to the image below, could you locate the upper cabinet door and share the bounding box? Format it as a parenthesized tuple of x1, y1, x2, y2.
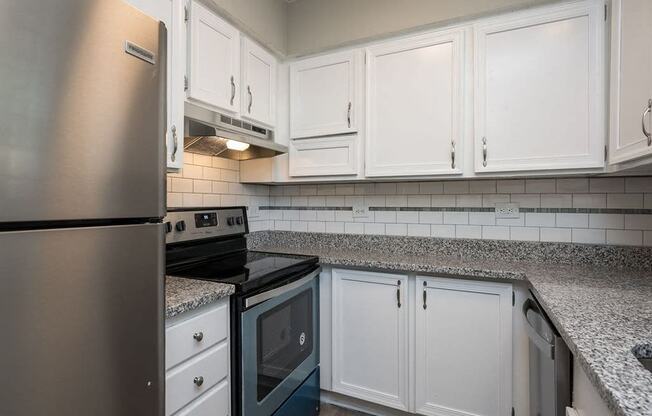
(366, 29, 465, 177)
(609, 0, 652, 165)
(474, 1, 606, 173)
(290, 50, 362, 138)
(241, 37, 277, 127)
(187, 1, 240, 113)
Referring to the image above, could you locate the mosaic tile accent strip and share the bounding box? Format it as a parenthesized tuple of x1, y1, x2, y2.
(262, 206, 652, 214)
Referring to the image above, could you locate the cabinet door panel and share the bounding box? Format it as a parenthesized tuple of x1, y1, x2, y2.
(331, 269, 408, 411)
(188, 1, 240, 113)
(609, 0, 652, 164)
(475, 1, 605, 172)
(289, 135, 357, 177)
(290, 51, 361, 138)
(366, 29, 464, 177)
(242, 37, 276, 126)
(415, 277, 512, 416)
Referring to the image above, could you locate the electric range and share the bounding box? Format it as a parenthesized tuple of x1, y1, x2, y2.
(165, 207, 321, 416)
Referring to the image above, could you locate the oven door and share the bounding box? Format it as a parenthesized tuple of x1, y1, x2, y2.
(241, 267, 320, 416)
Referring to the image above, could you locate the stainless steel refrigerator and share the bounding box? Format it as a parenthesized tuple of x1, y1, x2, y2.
(0, 0, 166, 414)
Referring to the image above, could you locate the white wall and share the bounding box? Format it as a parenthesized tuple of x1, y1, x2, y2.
(209, 0, 288, 56)
(286, 0, 559, 56)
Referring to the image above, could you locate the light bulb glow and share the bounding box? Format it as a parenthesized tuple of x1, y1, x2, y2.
(225, 140, 250, 151)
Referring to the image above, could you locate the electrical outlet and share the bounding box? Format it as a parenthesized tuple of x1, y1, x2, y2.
(495, 203, 520, 219)
(352, 201, 368, 218)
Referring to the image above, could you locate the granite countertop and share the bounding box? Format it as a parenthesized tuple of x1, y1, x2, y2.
(165, 276, 234, 319)
(250, 241, 652, 416)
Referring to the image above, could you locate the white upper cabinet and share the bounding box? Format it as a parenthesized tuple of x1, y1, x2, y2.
(366, 29, 465, 177)
(187, 0, 240, 113)
(290, 50, 363, 138)
(331, 269, 409, 411)
(415, 277, 512, 416)
(241, 37, 277, 127)
(609, 0, 652, 165)
(125, 0, 185, 170)
(474, 0, 606, 173)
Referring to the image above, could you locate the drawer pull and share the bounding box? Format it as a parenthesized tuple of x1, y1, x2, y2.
(193, 332, 204, 342)
(193, 376, 204, 387)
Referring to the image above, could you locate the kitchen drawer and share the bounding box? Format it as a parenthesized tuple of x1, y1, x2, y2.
(166, 342, 229, 416)
(289, 135, 358, 177)
(166, 302, 228, 370)
(174, 380, 230, 416)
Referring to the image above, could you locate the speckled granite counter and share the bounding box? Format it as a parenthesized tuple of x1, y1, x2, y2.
(248, 231, 652, 416)
(166, 276, 234, 319)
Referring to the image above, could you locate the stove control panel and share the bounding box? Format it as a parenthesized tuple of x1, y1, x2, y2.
(165, 207, 247, 244)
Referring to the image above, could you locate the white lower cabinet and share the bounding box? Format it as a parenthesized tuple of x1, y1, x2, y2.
(331, 269, 409, 411)
(330, 269, 513, 416)
(415, 277, 513, 416)
(165, 299, 230, 416)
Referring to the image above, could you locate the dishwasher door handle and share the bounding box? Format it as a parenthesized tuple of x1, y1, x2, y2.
(523, 299, 555, 360)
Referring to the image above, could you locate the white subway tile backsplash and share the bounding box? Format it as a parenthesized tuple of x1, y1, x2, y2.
(556, 213, 589, 228)
(203, 194, 222, 206)
(469, 212, 496, 226)
(275, 221, 292, 231)
(182, 164, 204, 179)
(607, 193, 644, 209)
(419, 211, 444, 224)
(456, 225, 481, 239)
(375, 211, 397, 223)
(386, 195, 408, 207)
(221, 169, 238, 182)
(573, 194, 607, 208)
(572, 229, 606, 244)
(364, 223, 385, 235)
(557, 178, 589, 193)
(299, 210, 317, 221)
(624, 214, 652, 230)
(354, 183, 375, 195)
(335, 184, 355, 195)
(192, 154, 212, 167)
(625, 177, 652, 193)
(317, 210, 336, 222)
(283, 185, 300, 196)
(408, 195, 431, 207)
(645, 194, 652, 209)
(589, 178, 624, 193)
(292, 196, 308, 206)
(408, 224, 431, 237)
(397, 183, 419, 194)
(589, 214, 624, 229)
(645, 231, 652, 247)
(167, 192, 182, 208)
(540, 228, 571, 242)
(419, 182, 443, 194)
(469, 180, 496, 194)
(335, 210, 354, 222)
(344, 222, 364, 234)
(511, 194, 540, 208)
(496, 213, 525, 227)
(375, 183, 397, 194)
(397, 211, 419, 223)
(497, 180, 525, 194)
(526, 179, 556, 193)
(510, 227, 539, 241)
(386, 223, 408, 236)
(365, 195, 386, 207)
(325, 222, 345, 233)
(525, 213, 555, 227)
(443, 212, 469, 225)
(300, 185, 318, 196)
(283, 210, 300, 221)
(317, 184, 336, 195)
(444, 181, 469, 194)
(483, 194, 510, 208)
(456, 194, 483, 207)
(308, 196, 326, 207)
(325, 196, 345, 207)
(182, 193, 203, 207)
(606, 230, 642, 246)
(431, 224, 456, 238)
(291, 221, 308, 232)
(482, 226, 510, 240)
(432, 195, 457, 207)
(541, 194, 572, 208)
(171, 178, 193, 193)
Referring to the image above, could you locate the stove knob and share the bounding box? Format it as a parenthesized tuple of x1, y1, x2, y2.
(227, 217, 235, 226)
(236, 216, 244, 225)
(164, 222, 172, 234)
(175, 220, 186, 232)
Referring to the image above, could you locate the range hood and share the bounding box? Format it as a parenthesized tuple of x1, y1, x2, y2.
(183, 102, 287, 161)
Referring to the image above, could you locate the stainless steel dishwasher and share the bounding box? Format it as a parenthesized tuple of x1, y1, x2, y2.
(524, 291, 572, 416)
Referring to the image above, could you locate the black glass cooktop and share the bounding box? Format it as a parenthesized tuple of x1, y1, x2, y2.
(167, 250, 319, 294)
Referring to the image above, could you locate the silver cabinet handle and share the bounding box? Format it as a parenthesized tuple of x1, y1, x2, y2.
(193, 332, 204, 342)
(171, 125, 178, 162)
(230, 76, 235, 106)
(451, 140, 456, 169)
(482, 137, 488, 167)
(396, 280, 401, 308)
(643, 99, 652, 146)
(422, 281, 427, 310)
(193, 376, 204, 387)
(347, 102, 352, 128)
(247, 86, 253, 114)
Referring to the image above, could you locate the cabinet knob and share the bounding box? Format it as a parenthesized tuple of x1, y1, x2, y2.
(193, 376, 204, 387)
(193, 332, 204, 342)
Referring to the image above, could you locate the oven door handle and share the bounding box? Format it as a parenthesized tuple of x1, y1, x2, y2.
(245, 267, 321, 308)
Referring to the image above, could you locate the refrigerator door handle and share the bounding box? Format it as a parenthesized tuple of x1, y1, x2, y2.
(523, 299, 555, 360)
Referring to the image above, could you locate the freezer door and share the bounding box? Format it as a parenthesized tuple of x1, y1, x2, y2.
(0, 0, 166, 223)
(0, 224, 164, 416)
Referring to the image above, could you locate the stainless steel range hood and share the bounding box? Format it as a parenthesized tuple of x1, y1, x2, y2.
(184, 102, 287, 161)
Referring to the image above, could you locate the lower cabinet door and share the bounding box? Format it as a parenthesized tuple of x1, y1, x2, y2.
(415, 277, 513, 416)
(175, 380, 230, 416)
(331, 269, 409, 411)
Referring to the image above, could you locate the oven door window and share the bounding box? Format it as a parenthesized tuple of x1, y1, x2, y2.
(256, 288, 313, 402)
